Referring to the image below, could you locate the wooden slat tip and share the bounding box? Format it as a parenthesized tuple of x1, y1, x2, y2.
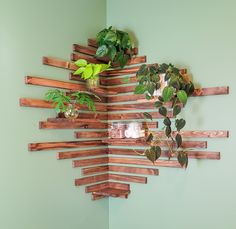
(42, 56, 48, 64)
(226, 131, 230, 137)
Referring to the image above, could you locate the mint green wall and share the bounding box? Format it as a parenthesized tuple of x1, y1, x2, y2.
(0, 0, 108, 229)
(107, 0, 236, 229)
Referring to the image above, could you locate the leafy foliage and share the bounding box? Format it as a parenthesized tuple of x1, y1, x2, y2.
(134, 63, 195, 168)
(45, 89, 100, 114)
(95, 26, 134, 68)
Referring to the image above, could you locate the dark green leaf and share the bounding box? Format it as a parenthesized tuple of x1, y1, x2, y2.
(145, 94, 152, 100)
(96, 45, 108, 57)
(147, 84, 155, 95)
(146, 133, 153, 143)
(134, 84, 146, 94)
(137, 64, 148, 76)
(163, 117, 171, 126)
(177, 151, 188, 168)
(109, 45, 117, 61)
(151, 146, 161, 158)
(165, 72, 171, 81)
(104, 30, 117, 43)
(146, 149, 157, 163)
(165, 126, 171, 137)
(175, 133, 182, 148)
(173, 105, 181, 116)
(158, 96, 164, 102)
(143, 112, 153, 120)
(154, 101, 163, 108)
(175, 119, 186, 131)
(162, 86, 175, 102)
(159, 106, 167, 117)
(177, 90, 188, 106)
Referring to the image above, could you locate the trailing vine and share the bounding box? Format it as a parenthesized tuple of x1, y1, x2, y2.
(134, 63, 195, 168)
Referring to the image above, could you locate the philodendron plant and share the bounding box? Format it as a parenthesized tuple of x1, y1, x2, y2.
(95, 26, 134, 68)
(134, 63, 195, 168)
(45, 89, 100, 118)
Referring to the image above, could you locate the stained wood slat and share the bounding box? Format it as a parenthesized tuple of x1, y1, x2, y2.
(100, 75, 137, 86)
(75, 174, 109, 186)
(74, 131, 108, 138)
(109, 174, 147, 184)
(77, 113, 108, 120)
(43, 56, 77, 70)
(25, 76, 86, 90)
(47, 118, 102, 123)
(71, 53, 104, 64)
(92, 188, 130, 198)
(20, 98, 106, 112)
(108, 148, 220, 160)
(85, 181, 130, 192)
(57, 148, 108, 160)
(73, 44, 97, 56)
(109, 157, 181, 168)
(100, 66, 140, 77)
(82, 165, 109, 175)
(91, 194, 106, 200)
(73, 157, 108, 167)
(104, 139, 207, 148)
(192, 86, 229, 96)
(29, 140, 106, 151)
(108, 182, 130, 190)
(39, 121, 107, 129)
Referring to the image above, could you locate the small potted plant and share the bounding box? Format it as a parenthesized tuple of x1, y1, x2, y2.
(73, 59, 110, 89)
(95, 26, 135, 68)
(45, 89, 100, 118)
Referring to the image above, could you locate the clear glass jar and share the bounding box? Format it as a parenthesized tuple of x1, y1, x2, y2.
(109, 122, 126, 139)
(64, 104, 79, 119)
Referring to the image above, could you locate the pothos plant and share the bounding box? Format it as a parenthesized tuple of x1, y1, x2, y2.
(95, 26, 134, 68)
(134, 63, 195, 168)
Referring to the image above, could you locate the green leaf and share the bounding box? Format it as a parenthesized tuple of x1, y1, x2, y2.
(146, 146, 161, 163)
(163, 117, 171, 126)
(145, 94, 152, 100)
(177, 151, 188, 168)
(137, 64, 148, 76)
(109, 45, 117, 61)
(175, 133, 182, 148)
(165, 126, 171, 137)
(158, 96, 164, 102)
(74, 59, 87, 67)
(93, 64, 102, 76)
(175, 119, 186, 131)
(146, 133, 153, 142)
(134, 84, 146, 94)
(173, 105, 181, 116)
(104, 30, 117, 43)
(147, 84, 155, 96)
(177, 90, 188, 106)
(96, 45, 108, 57)
(162, 86, 175, 102)
(159, 106, 167, 117)
(74, 67, 85, 75)
(119, 53, 129, 68)
(164, 72, 171, 81)
(143, 112, 152, 120)
(82, 65, 93, 79)
(154, 101, 163, 108)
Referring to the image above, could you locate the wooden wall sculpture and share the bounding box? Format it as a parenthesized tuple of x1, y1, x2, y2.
(20, 38, 229, 200)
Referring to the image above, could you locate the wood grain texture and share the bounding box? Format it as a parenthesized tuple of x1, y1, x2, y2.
(43, 56, 77, 70)
(74, 131, 108, 138)
(47, 118, 103, 123)
(100, 75, 137, 86)
(75, 174, 109, 186)
(25, 76, 86, 90)
(73, 157, 109, 167)
(85, 182, 109, 192)
(39, 121, 107, 129)
(92, 188, 130, 198)
(57, 148, 108, 160)
(109, 165, 159, 175)
(192, 86, 229, 96)
(108, 182, 130, 190)
(73, 44, 97, 56)
(100, 66, 140, 77)
(71, 53, 104, 64)
(77, 113, 108, 120)
(29, 140, 106, 151)
(109, 157, 181, 168)
(82, 165, 109, 175)
(20, 98, 107, 112)
(109, 174, 147, 184)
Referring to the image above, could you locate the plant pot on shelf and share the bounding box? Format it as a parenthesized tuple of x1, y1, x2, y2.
(64, 104, 79, 119)
(86, 76, 100, 90)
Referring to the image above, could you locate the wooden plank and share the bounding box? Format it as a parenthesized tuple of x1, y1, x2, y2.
(78, 113, 108, 120)
(109, 165, 159, 175)
(107, 85, 135, 94)
(100, 66, 140, 77)
(73, 44, 96, 56)
(92, 188, 130, 198)
(104, 139, 207, 149)
(20, 98, 107, 112)
(71, 53, 104, 64)
(92, 194, 106, 200)
(75, 131, 108, 138)
(73, 157, 108, 167)
(39, 121, 108, 129)
(43, 56, 77, 71)
(82, 165, 109, 175)
(25, 76, 86, 90)
(108, 148, 220, 160)
(107, 102, 158, 111)
(75, 174, 109, 186)
(85, 182, 109, 193)
(100, 75, 137, 86)
(109, 157, 181, 168)
(57, 148, 108, 160)
(108, 182, 130, 190)
(29, 140, 106, 151)
(109, 174, 147, 184)
(192, 86, 229, 96)
(47, 118, 102, 123)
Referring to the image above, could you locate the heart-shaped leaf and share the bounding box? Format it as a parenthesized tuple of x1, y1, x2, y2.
(165, 126, 171, 137)
(177, 151, 188, 168)
(173, 105, 181, 116)
(175, 119, 186, 131)
(159, 106, 167, 117)
(96, 45, 108, 57)
(143, 112, 153, 120)
(146, 133, 154, 142)
(154, 101, 163, 108)
(162, 86, 175, 102)
(74, 59, 87, 67)
(177, 90, 188, 106)
(134, 84, 146, 94)
(175, 133, 182, 148)
(163, 117, 171, 126)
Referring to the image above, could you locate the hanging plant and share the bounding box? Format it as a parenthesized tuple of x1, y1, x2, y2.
(73, 59, 110, 89)
(95, 26, 134, 68)
(134, 63, 195, 168)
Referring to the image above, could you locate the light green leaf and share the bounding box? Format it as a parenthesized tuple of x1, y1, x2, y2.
(74, 59, 87, 67)
(82, 65, 93, 79)
(74, 67, 85, 75)
(162, 86, 175, 102)
(177, 90, 188, 106)
(134, 84, 146, 94)
(93, 64, 102, 76)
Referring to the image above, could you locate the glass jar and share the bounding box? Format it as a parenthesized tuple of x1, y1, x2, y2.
(64, 104, 79, 119)
(109, 122, 126, 139)
(86, 76, 100, 89)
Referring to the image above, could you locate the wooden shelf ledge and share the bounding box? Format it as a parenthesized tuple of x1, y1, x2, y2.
(92, 188, 130, 199)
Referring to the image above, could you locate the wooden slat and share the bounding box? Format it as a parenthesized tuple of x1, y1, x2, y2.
(20, 98, 106, 112)
(109, 157, 181, 168)
(109, 165, 159, 175)
(108, 148, 220, 160)
(75, 131, 108, 138)
(104, 139, 207, 148)
(109, 174, 147, 184)
(107, 102, 158, 111)
(73, 157, 108, 167)
(100, 66, 140, 77)
(43, 56, 77, 71)
(108, 182, 130, 190)
(77, 113, 108, 120)
(192, 86, 229, 96)
(29, 140, 106, 151)
(100, 75, 137, 86)
(92, 188, 130, 198)
(57, 148, 108, 160)
(25, 76, 86, 90)
(82, 165, 109, 175)
(92, 194, 106, 200)
(107, 85, 135, 94)
(75, 174, 109, 186)
(47, 118, 102, 123)
(85, 182, 109, 192)
(39, 121, 107, 129)
(71, 53, 104, 64)
(73, 44, 96, 56)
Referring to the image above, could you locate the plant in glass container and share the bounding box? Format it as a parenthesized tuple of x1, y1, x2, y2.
(45, 89, 100, 118)
(134, 63, 195, 168)
(73, 59, 110, 89)
(95, 26, 135, 68)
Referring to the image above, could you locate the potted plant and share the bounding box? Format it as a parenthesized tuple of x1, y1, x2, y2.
(73, 59, 110, 89)
(95, 26, 135, 68)
(134, 63, 195, 168)
(45, 89, 100, 118)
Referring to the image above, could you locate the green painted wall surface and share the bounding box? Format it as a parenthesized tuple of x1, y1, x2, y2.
(107, 0, 236, 229)
(0, 0, 108, 229)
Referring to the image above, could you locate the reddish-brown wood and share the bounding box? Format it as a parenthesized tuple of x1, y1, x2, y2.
(192, 86, 229, 96)
(82, 165, 109, 175)
(73, 44, 97, 56)
(108, 182, 130, 190)
(92, 188, 130, 198)
(47, 118, 102, 123)
(25, 76, 86, 90)
(85, 182, 109, 192)
(71, 53, 104, 64)
(39, 121, 108, 129)
(100, 75, 137, 86)
(57, 148, 108, 160)
(100, 66, 140, 77)
(43, 56, 77, 70)
(74, 131, 108, 138)
(108, 148, 220, 160)
(107, 85, 135, 94)
(29, 140, 106, 151)
(77, 113, 108, 120)
(73, 157, 108, 167)
(20, 98, 106, 111)
(109, 157, 181, 168)
(91, 194, 106, 200)
(109, 174, 147, 184)
(109, 165, 159, 175)
(75, 174, 109, 186)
